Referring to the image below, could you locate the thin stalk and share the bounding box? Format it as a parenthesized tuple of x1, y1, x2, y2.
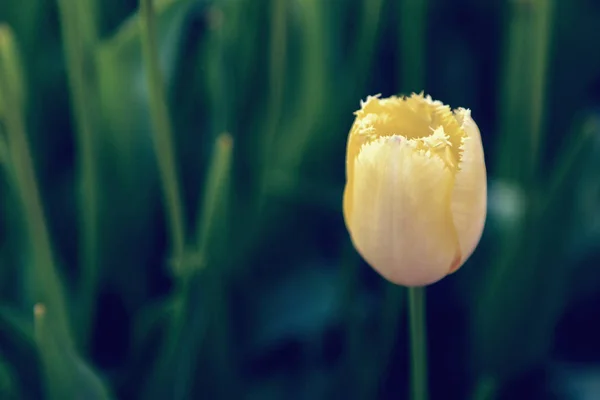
(196, 133, 234, 256)
(528, 0, 554, 178)
(138, 0, 188, 391)
(259, 0, 287, 204)
(188, 133, 234, 397)
(399, 0, 428, 92)
(144, 134, 234, 399)
(0, 25, 72, 349)
(55, 0, 100, 347)
(495, 0, 554, 186)
(139, 0, 186, 272)
(281, 0, 327, 171)
(33, 303, 111, 400)
(408, 287, 428, 400)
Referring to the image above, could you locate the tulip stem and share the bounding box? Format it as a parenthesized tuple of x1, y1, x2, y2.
(408, 286, 428, 400)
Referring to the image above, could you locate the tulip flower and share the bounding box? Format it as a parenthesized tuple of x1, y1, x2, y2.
(343, 93, 487, 286)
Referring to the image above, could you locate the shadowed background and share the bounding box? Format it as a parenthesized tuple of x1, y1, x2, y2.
(0, 0, 600, 399)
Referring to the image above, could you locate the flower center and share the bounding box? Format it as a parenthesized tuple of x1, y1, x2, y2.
(353, 94, 466, 173)
(412, 127, 458, 170)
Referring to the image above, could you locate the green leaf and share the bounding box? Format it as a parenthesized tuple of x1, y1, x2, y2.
(34, 304, 113, 400)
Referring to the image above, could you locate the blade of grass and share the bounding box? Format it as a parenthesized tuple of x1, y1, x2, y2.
(279, 0, 328, 172)
(55, 0, 101, 348)
(203, 6, 228, 136)
(0, 23, 72, 352)
(0, 26, 111, 400)
(99, 0, 191, 52)
(194, 133, 235, 399)
(195, 133, 234, 257)
(139, 0, 186, 273)
(144, 133, 234, 399)
(495, 0, 553, 186)
(528, 0, 553, 177)
(34, 304, 112, 400)
(259, 0, 287, 204)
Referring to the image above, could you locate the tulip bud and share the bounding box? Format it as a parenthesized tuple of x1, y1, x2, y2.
(343, 93, 487, 286)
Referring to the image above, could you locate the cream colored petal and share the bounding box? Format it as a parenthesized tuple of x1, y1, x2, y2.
(450, 110, 487, 268)
(344, 135, 461, 287)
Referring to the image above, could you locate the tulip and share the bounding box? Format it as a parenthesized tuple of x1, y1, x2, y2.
(343, 93, 487, 286)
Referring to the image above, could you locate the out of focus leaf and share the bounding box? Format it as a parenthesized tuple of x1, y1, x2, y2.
(472, 113, 595, 384)
(0, 305, 33, 339)
(34, 304, 113, 400)
(494, 0, 553, 186)
(564, 113, 600, 300)
(95, 0, 196, 172)
(91, 0, 199, 309)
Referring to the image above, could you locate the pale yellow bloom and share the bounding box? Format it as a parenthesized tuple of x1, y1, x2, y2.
(343, 93, 487, 287)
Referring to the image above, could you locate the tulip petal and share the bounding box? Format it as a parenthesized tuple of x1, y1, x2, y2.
(450, 109, 487, 266)
(345, 135, 461, 286)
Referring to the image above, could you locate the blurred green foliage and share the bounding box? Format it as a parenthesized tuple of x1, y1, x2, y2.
(0, 0, 600, 399)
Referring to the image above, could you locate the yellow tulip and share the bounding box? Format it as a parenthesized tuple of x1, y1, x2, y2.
(343, 93, 487, 287)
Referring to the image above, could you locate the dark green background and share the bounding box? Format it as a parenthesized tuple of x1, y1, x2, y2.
(1, 0, 600, 399)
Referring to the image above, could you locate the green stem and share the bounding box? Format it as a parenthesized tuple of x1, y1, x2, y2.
(139, 0, 186, 271)
(408, 286, 428, 400)
(55, 0, 100, 348)
(528, 0, 553, 179)
(496, 0, 553, 186)
(282, 0, 327, 172)
(265, 0, 287, 145)
(144, 134, 234, 399)
(0, 25, 72, 349)
(196, 133, 234, 256)
(259, 0, 287, 204)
